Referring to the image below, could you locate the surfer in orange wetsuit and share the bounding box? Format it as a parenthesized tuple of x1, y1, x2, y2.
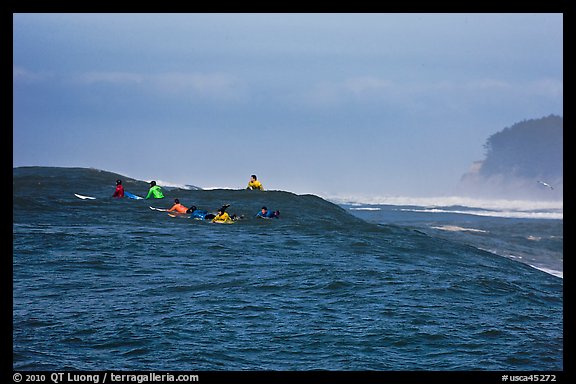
(168, 198, 189, 213)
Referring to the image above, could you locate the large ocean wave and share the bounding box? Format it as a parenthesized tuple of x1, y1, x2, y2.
(13, 166, 563, 371)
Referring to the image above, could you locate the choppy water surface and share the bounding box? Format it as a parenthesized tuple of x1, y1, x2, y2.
(13, 167, 563, 371)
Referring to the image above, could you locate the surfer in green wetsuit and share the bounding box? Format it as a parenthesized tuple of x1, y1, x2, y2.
(145, 180, 164, 199)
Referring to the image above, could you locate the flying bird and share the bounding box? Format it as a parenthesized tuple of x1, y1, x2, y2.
(537, 181, 554, 190)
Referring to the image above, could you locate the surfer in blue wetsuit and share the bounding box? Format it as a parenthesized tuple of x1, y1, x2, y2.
(256, 206, 280, 219)
(186, 205, 209, 220)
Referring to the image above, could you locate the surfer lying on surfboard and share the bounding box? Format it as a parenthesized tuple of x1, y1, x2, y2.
(256, 206, 280, 219)
(168, 198, 189, 213)
(187, 205, 210, 220)
(186, 204, 242, 221)
(212, 205, 234, 223)
(210, 204, 244, 223)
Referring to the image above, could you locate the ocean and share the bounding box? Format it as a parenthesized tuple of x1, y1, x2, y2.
(12, 167, 563, 376)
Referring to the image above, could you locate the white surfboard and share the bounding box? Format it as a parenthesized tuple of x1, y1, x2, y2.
(74, 193, 96, 200)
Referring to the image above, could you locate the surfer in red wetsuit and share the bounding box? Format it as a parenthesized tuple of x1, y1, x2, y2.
(112, 179, 125, 198)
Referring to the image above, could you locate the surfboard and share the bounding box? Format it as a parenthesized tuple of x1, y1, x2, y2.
(149, 206, 168, 212)
(168, 212, 190, 218)
(125, 191, 144, 200)
(74, 193, 96, 200)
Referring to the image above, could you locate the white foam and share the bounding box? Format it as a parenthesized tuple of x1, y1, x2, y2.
(326, 194, 563, 220)
(327, 194, 563, 212)
(349, 207, 382, 211)
(149, 179, 193, 189)
(478, 247, 562, 279)
(400, 207, 563, 220)
(529, 265, 563, 279)
(526, 235, 542, 241)
(114, 171, 199, 190)
(430, 225, 487, 233)
(202, 186, 236, 190)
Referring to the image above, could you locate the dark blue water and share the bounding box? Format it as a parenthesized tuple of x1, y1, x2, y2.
(12, 167, 563, 372)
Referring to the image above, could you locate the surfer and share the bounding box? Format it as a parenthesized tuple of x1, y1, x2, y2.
(187, 205, 210, 220)
(145, 181, 165, 199)
(212, 206, 233, 223)
(211, 204, 240, 223)
(168, 198, 188, 213)
(247, 174, 264, 191)
(256, 206, 280, 219)
(112, 179, 125, 198)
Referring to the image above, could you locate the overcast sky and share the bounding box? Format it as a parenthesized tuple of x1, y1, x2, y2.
(13, 13, 563, 197)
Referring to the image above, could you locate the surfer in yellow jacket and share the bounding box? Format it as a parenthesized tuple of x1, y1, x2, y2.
(212, 205, 234, 223)
(247, 174, 264, 190)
